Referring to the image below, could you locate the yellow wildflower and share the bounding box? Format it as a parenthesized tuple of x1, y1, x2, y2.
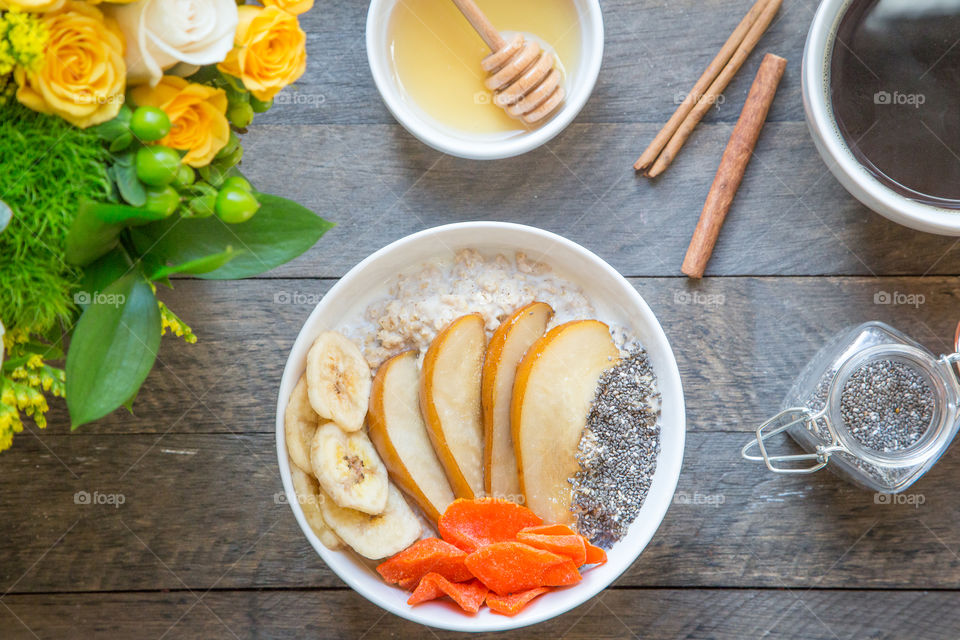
(0, 326, 60, 451)
(0, 401, 24, 452)
(159, 302, 197, 344)
(0, 10, 46, 75)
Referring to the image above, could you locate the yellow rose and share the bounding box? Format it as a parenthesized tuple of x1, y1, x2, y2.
(14, 2, 125, 128)
(0, 0, 66, 12)
(261, 0, 313, 17)
(130, 76, 229, 168)
(218, 6, 306, 102)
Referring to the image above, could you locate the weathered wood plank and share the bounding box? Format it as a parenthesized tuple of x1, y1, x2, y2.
(3, 432, 960, 593)
(260, 0, 809, 126)
(37, 277, 960, 436)
(1, 588, 956, 640)
(239, 123, 960, 278)
(5, 0, 958, 635)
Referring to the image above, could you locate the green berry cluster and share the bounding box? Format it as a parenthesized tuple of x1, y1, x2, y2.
(95, 103, 261, 224)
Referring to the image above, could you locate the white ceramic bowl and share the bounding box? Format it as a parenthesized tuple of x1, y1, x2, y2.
(802, 0, 960, 235)
(275, 222, 685, 632)
(365, 0, 604, 160)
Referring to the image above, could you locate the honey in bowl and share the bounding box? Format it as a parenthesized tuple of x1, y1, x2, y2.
(831, 0, 960, 208)
(387, 0, 581, 138)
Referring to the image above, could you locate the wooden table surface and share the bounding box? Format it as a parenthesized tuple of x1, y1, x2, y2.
(4, 1, 960, 638)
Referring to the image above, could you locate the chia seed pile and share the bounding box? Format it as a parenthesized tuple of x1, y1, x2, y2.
(840, 360, 935, 452)
(570, 348, 660, 548)
(801, 357, 937, 490)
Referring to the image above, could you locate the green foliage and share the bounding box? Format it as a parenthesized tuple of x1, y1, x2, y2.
(1, 90, 332, 435)
(0, 101, 111, 331)
(65, 272, 160, 429)
(131, 193, 334, 279)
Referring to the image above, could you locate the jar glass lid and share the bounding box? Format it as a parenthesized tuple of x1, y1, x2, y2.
(827, 344, 949, 468)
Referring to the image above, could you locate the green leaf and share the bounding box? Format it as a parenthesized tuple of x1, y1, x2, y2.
(92, 105, 132, 143)
(66, 200, 178, 266)
(109, 131, 134, 153)
(138, 250, 173, 288)
(198, 162, 228, 187)
(122, 388, 139, 413)
(185, 65, 224, 86)
(130, 194, 333, 279)
(113, 152, 146, 206)
(90, 202, 170, 225)
(77, 248, 134, 310)
(149, 246, 240, 280)
(66, 273, 161, 429)
(65, 203, 125, 266)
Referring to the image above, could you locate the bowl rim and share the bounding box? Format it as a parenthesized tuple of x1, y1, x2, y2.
(364, 0, 605, 160)
(802, 0, 960, 236)
(274, 222, 686, 632)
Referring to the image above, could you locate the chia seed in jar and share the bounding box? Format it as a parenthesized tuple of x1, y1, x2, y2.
(840, 360, 935, 453)
(744, 322, 960, 494)
(571, 348, 661, 548)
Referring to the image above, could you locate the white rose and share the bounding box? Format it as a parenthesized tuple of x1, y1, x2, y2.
(108, 0, 239, 86)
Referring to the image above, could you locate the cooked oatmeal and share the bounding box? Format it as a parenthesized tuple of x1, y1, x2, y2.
(343, 249, 596, 368)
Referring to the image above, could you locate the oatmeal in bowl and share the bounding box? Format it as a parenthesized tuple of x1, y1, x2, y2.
(345, 249, 600, 369)
(276, 222, 684, 633)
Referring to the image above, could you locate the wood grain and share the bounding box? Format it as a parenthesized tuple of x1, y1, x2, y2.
(253, 0, 809, 126)
(35, 277, 960, 436)
(2, 588, 957, 639)
(5, 0, 960, 637)
(3, 432, 960, 593)
(238, 123, 960, 278)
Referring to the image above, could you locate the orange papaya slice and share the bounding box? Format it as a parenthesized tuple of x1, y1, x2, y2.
(464, 541, 581, 596)
(486, 587, 551, 616)
(438, 498, 542, 552)
(377, 538, 472, 590)
(407, 574, 488, 614)
(516, 531, 587, 566)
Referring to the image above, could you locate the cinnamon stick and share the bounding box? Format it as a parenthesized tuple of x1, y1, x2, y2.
(681, 53, 787, 279)
(634, 0, 770, 172)
(643, 0, 782, 178)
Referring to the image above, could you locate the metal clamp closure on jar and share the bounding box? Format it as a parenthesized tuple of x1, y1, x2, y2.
(742, 407, 841, 474)
(743, 343, 960, 477)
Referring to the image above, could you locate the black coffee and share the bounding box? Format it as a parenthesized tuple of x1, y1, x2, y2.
(831, 0, 960, 207)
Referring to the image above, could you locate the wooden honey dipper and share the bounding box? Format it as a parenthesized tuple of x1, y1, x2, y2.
(450, 0, 566, 124)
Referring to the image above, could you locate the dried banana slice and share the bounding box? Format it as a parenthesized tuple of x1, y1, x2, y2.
(319, 483, 421, 560)
(311, 422, 389, 515)
(306, 332, 371, 433)
(289, 462, 342, 551)
(284, 376, 318, 472)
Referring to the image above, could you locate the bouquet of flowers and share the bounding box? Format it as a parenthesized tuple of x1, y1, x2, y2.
(0, 0, 330, 450)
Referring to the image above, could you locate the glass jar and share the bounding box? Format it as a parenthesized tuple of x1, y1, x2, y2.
(742, 321, 960, 493)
